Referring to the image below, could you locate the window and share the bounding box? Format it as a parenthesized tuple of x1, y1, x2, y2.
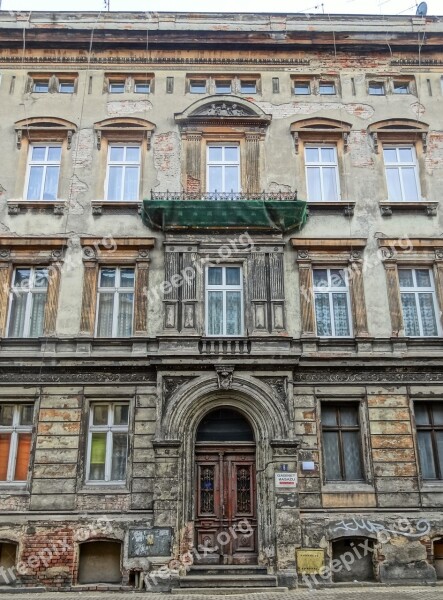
(0, 404, 33, 483)
(313, 268, 352, 337)
(399, 269, 440, 337)
(207, 145, 240, 195)
(25, 145, 61, 201)
(272, 77, 280, 94)
(240, 80, 256, 94)
(305, 145, 340, 202)
(321, 403, 364, 481)
(206, 266, 243, 336)
(294, 81, 311, 95)
(415, 403, 443, 479)
(86, 403, 129, 483)
(96, 267, 135, 338)
(105, 145, 140, 201)
(319, 81, 336, 95)
(215, 80, 232, 94)
(32, 80, 49, 93)
(109, 81, 125, 94)
(393, 80, 410, 94)
(59, 81, 75, 93)
(368, 81, 385, 95)
(134, 81, 150, 94)
(7, 268, 49, 338)
(190, 80, 206, 94)
(383, 146, 420, 202)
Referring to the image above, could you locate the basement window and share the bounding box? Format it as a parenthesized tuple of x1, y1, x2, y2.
(78, 541, 122, 584)
(0, 542, 17, 584)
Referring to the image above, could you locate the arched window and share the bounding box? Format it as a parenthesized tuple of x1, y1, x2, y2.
(196, 408, 254, 442)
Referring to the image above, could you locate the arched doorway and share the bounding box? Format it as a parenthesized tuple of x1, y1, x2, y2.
(194, 408, 257, 565)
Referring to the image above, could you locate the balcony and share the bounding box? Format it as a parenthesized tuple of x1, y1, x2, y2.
(142, 192, 307, 233)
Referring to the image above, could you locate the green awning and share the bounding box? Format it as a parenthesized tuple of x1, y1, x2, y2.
(142, 199, 308, 233)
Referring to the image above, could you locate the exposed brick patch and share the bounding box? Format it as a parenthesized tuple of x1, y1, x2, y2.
(153, 132, 180, 191)
(186, 175, 201, 194)
(349, 130, 375, 168)
(107, 100, 153, 116)
(254, 101, 374, 120)
(425, 132, 443, 175)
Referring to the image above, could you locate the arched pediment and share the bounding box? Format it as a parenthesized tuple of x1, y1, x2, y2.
(368, 118, 428, 132)
(368, 119, 429, 153)
(291, 117, 352, 131)
(175, 95, 271, 126)
(15, 117, 78, 149)
(93, 117, 156, 150)
(94, 117, 156, 129)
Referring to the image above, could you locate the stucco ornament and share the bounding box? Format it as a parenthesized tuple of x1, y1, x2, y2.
(215, 366, 234, 389)
(195, 102, 253, 117)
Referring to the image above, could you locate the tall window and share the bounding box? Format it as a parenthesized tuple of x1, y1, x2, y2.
(207, 145, 240, 195)
(305, 145, 340, 201)
(399, 269, 440, 337)
(206, 266, 243, 336)
(105, 145, 141, 201)
(383, 146, 420, 201)
(86, 403, 129, 483)
(313, 268, 352, 337)
(25, 145, 61, 201)
(7, 268, 48, 338)
(415, 403, 443, 480)
(0, 404, 33, 483)
(96, 267, 134, 338)
(321, 403, 364, 481)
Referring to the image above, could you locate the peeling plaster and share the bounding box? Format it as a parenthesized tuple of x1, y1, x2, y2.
(107, 100, 153, 117)
(72, 129, 94, 170)
(153, 132, 181, 191)
(349, 130, 375, 168)
(410, 102, 425, 118)
(254, 101, 375, 120)
(269, 181, 293, 193)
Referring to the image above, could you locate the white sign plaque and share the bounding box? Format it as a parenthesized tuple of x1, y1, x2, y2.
(275, 472, 297, 489)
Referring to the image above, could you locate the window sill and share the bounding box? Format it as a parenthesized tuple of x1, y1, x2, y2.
(7, 200, 67, 215)
(307, 201, 355, 217)
(380, 201, 438, 217)
(0, 485, 30, 495)
(78, 484, 129, 494)
(92, 200, 142, 215)
(420, 482, 443, 492)
(322, 483, 374, 493)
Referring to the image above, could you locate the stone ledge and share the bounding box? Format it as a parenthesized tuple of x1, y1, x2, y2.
(379, 201, 438, 217)
(7, 200, 67, 215)
(91, 200, 142, 215)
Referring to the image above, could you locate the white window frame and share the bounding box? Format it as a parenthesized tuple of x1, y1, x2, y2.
(59, 81, 75, 93)
(190, 80, 207, 94)
(0, 404, 33, 484)
(109, 81, 125, 94)
(383, 145, 421, 202)
(104, 144, 141, 202)
(393, 80, 410, 94)
(33, 80, 49, 93)
(24, 144, 62, 201)
(293, 81, 311, 95)
(214, 80, 232, 94)
(205, 265, 244, 337)
(206, 144, 241, 195)
(134, 81, 150, 94)
(85, 403, 129, 484)
(368, 81, 385, 96)
(305, 144, 340, 202)
(95, 266, 135, 338)
(313, 267, 353, 338)
(6, 267, 48, 338)
(240, 80, 257, 94)
(399, 268, 441, 337)
(319, 81, 336, 95)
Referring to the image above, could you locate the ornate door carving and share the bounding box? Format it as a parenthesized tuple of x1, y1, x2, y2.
(195, 445, 257, 564)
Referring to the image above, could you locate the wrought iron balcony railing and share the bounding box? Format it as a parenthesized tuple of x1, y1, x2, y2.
(150, 190, 298, 202)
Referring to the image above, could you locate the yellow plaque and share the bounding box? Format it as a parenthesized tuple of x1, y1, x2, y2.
(296, 549, 325, 575)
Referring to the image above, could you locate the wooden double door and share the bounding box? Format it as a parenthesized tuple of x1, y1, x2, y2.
(195, 444, 257, 564)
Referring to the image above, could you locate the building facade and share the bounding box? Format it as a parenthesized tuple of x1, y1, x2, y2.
(0, 9, 442, 591)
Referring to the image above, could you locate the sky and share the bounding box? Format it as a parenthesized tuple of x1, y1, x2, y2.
(0, 0, 439, 17)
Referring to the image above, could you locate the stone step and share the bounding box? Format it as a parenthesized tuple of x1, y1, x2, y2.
(172, 587, 288, 595)
(189, 565, 268, 576)
(179, 575, 278, 589)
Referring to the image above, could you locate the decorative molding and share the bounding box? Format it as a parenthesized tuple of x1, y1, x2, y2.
(435, 249, 443, 261)
(163, 376, 196, 402)
(0, 249, 11, 261)
(380, 205, 393, 217)
(96, 130, 102, 150)
(259, 377, 287, 404)
(297, 249, 309, 260)
(16, 129, 22, 150)
(192, 101, 255, 117)
(294, 369, 443, 383)
(215, 365, 234, 390)
(372, 132, 379, 153)
(0, 369, 156, 384)
(422, 132, 428, 153)
(0, 56, 310, 67)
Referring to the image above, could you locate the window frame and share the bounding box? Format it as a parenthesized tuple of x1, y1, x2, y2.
(293, 80, 311, 95)
(189, 80, 207, 94)
(319, 81, 336, 95)
(24, 143, 62, 202)
(312, 267, 353, 338)
(205, 264, 244, 337)
(0, 403, 34, 484)
(134, 81, 151, 94)
(415, 402, 443, 480)
(214, 79, 232, 94)
(59, 81, 75, 94)
(95, 266, 135, 338)
(382, 144, 421, 202)
(109, 81, 126, 94)
(206, 143, 241, 195)
(85, 402, 130, 484)
(321, 402, 365, 482)
(393, 80, 411, 94)
(104, 143, 141, 202)
(32, 80, 49, 93)
(6, 266, 49, 339)
(398, 267, 441, 337)
(304, 144, 341, 202)
(368, 81, 385, 96)
(239, 80, 257, 94)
